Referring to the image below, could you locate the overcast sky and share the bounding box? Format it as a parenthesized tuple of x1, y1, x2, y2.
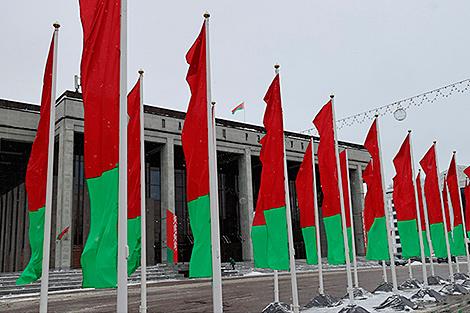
(1, 1, 470, 185)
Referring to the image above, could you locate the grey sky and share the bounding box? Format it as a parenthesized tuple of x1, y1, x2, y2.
(1, 1, 469, 185)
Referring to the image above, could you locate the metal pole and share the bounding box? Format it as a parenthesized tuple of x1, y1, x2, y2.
(204, 13, 223, 313)
(420, 170, 436, 276)
(276, 64, 299, 313)
(434, 141, 454, 282)
(274, 270, 280, 302)
(408, 259, 413, 278)
(446, 178, 460, 273)
(311, 137, 324, 294)
(375, 115, 399, 293)
(138, 70, 147, 313)
(39, 22, 60, 313)
(409, 131, 428, 286)
(382, 262, 388, 283)
(331, 95, 354, 305)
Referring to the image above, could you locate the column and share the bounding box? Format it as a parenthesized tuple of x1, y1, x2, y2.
(160, 137, 175, 263)
(54, 120, 74, 269)
(349, 164, 366, 256)
(238, 148, 254, 261)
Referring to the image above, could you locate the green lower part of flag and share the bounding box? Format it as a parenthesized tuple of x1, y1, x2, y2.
(366, 216, 389, 261)
(468, 231, 470, 241)
(301, 226, 318, 265)
(397, 219, 420, 259)
(167, 247, 175, 263)
(264, 206, 289, 270)
(323, 214, 345, 265)
(16, 208, 45, 285)
(450, 224, 466, 256)
(188, 194, 212, 278)
(81, 167, 118, 289)
(430, 222, 447, 258)
(127, 216, 141, 276)
(252, 224, 268, 268)
(232, 106, 243, 114)
(421, 230, 430, 257)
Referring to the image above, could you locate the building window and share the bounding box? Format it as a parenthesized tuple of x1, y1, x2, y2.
(162, 119, 166, 128)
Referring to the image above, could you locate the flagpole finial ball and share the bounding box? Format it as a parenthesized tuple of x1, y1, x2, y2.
(138, 69, 144, 75)
(204, 12, 210, 18)
(211, 101, 216, 105)
(330, 94, 335, 99)
(408, 129, 412, 133)
(375, 113, 379, 117)
(433, 140, 437, 144)
(453, 150, 456, 154)
(274, 64, 280, 69)
(53, 21, 61, 28)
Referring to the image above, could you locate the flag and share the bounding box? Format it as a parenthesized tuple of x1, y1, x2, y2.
(442, 176, 454, 255)
(57, 226, 70, 241)
(16, 33, 55, 285)
(127, 78, 142, 276)
(362, 119, 389, 260)
(447, 155, 466, 255)
(419, 145, 447, 257)
(464, 166, 470, 238)
(295, 140, 318, 265)
(167, 210, 178, 263)
(231, 102, 244, 115)
(392, 133, 420, 259)
(339, 150, 353, 261)
(251, 74, 289, 270)
(79, 0, 121, 288)
(313, 100, 345, 265)
(182, 23, 213, 277)
(416, 172, 430, 257)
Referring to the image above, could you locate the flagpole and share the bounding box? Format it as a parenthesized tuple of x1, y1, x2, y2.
(39, 22, 60, 313)
(204, 12, 223, 313)
(311, 136, 324, 294)
(117, 0, 129, 309)
(276, 64, 300, 313)
(243, 101, 246, 123)
(344, 149, 359, 288)
(375, 115, 399, 293)
(419, 169, 436, 277)
(445, 175, 459, 273)
(138, 69, 147, 313)
(408, 130, 428, 287)
(331, 95, 354, 305)
(434, 141, 454, 282)
(453, 151, 470, 275)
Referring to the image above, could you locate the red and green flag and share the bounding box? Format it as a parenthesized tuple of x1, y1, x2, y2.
(167, 210, 178, 263)
(442, 176, 454, 254)
(57, 226, 70, 241)
(464, 166, 470, 238)
(16, 32, 56, 286)
(127, 78, 142, 276)
(251, 74, 289, 270)
(231, 102, 244, 115)
(362, 119, 389, 261)
(79, 0, 120, 288)
(313, 100, 345, 265)
(392, 133, 420, 259)
(419, 145, 447, 257)
(447, 155, 466, 256)
(181, 23, 212, 278)
(339, 150, 353, 261)
(295, 140, 318, 265)
(416, 172, 431, 257)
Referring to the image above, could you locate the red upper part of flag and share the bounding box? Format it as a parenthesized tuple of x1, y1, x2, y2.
(295, 140, 315, 228)
(181, 23, 209, 202)
(419, 145, 444, 225)
(231, 102, 244, 114)
(253, 74, 286, 227)
(25, 33, 55, 212)
(340, 150, 352, 228)
(416, 172, 427, 230)
(79, 0, 120, 179)
(442, 177, 452, 230)
(313, 100, 341, 219)
(447, 154, 463, 226)
(393, 134, 417, 222)
(127, 79, 141, 219)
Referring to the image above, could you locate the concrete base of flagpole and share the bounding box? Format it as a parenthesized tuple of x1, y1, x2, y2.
(453, 272, 470, 280)
(341, 287, 373, 300)
(304, 293, 341, 308)
(411, 287, 446, 302)
(399, 277, 422, 290)
(376, 295, 418, 311)
(439, 282, 469, 295)
(461, 278, 470, 288)
(337, 304, 370, 313)
(427, 275, 446, 285)
(372, 282, 393, 293)
(261, 301, 292, 313)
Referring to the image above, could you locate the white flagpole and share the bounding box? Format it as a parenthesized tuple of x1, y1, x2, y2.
(117, 0, 129, 309)
(138, 69, 147, 313)
(39, 22, 60, 313)
(445, 175, 460, 273)
(331, 95, 354, 305)
(420, 169, 436, 277)
(434, 141, 454, 282)
(276, 64, 300, 313)
(375, 115, 399, 293)
(204, 12, 223, 313)
(453, 151, 470, 275)
(243, 101, 246, 123)
(409, 131, 428, 286)
(343, 149, 359, 288)
(274, 270, 280, 302)
(311, 136, 325, 294)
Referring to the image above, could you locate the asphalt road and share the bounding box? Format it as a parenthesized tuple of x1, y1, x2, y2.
(0, 262, 466, 312)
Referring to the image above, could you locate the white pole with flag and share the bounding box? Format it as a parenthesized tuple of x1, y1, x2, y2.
(39, 22, 60, 313)
(409, 130, 428, 287)
(117, 0, 128, 309)
(331, 95, 354, 305)
(138, 69, 147, 313)
(204, 12, 223, 313)
(276, 64, 300, 313)
(445, 175, 460, 273)
(420, 170, 436, 277)
(375, 115, 399, 293)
